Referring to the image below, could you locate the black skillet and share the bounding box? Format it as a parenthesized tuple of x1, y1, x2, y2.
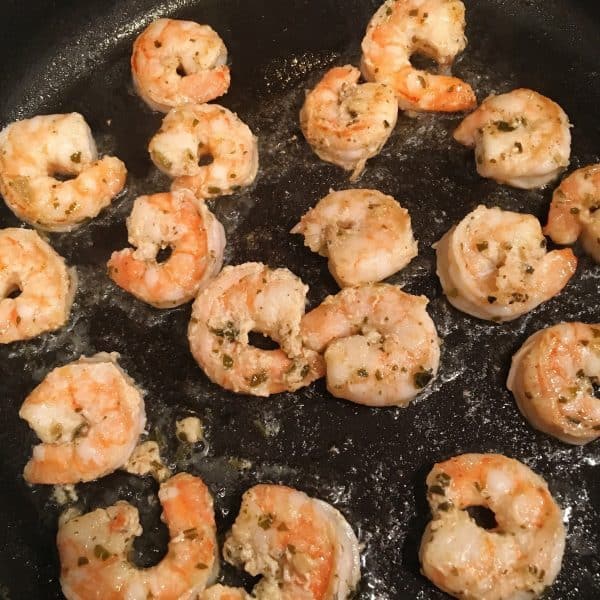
(1, 0, 599, 598)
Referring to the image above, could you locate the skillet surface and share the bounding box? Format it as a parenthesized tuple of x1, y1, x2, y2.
(0, 0, 599, 598)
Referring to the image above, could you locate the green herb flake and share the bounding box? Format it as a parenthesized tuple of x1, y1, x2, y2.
(210, 321, 239, 342)
(438, 501, 453, 512)
(93, 545, 111, 561)
(258, 513, 274, 530)
(495, 120, 517, 132)
(222, 354, 234, 369)
(414, 368, 433, 389)
(249, 371, 268, 387)
(428, 484, 446, 496)
(357, 368, 369, 378)
(300, 364, 310, 378)
(70, 151, 82, 163)
(152, 151, 172, 171)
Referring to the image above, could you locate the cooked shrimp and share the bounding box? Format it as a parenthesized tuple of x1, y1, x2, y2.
(0, 228, 76, 343)
(419, 453, 565, 600)
(223, 484, 361, 600)
(57, 472, 218, 600)
(202, 586, 251, 600)
(188, 262, 324, 397)
(544, 164, 600, 261)
(107, 190, 225, 308)
(0, 113, 127, 231)
(132, 18, 230, 112)
(149, 103, 258, 200)
(291, 189, 417, 287)
(301, 284, 440, 406)
(361, 0, 476, 112)
(454, 89, 571, 189)
(435, 205, 577, 322)
(299, 65, 398, 179)
(19, 353, 145, 485)
(507, 322, 600, 445)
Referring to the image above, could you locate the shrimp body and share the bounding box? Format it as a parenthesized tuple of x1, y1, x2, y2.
(149, 104, 258, 200)
(57, 473, 218, 600)
(132, 18, 230, 112)
(300, 65, 398, 179)
(223, 484, 361, 600)
(361, 0, 476, 112)
(435, 206, 577, 322)
(0, 113, 127, 231)
(0, 228, 76, 343)
(19, 353, 146, 484)
(454, 89, 571, 189)
(420, 453, 565, 600)
(292, 189, 417, 287)
(108, 190, 225, 308)
(202, 586, 251, 600)
(507, 323, 600, 445)
(188, 263, 324, 397)
(301, 284, 440, 406)
(544, 164, 600, 261)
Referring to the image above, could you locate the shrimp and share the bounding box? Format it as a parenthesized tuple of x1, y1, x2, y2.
(57, 472, 218, 600)
(188, 263, 324, 397)
(301, 284, 440, 406)
(291, 189, 417, 287)
(454, 89, 571, 189)
(19, 353, 146, 485)
(544, 164, 600, 261)
(202, 586, 251, 600)
(223, 484, 361, 600)
(0, 113, 127, 231)
(299, 65, 398, 179)
(0, 228, 76, 343)
(507, 323, 600, 445)
(361, 0, 476, 112)
(149, 103, 258, 200)
(435, 205, 577, 322)
(419, 453, 565, 600)
(132, 18, 230, 112)
(107, 190, 225, 308)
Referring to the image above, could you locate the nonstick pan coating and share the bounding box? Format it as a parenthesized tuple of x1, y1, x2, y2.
(0, 1, 599, 598)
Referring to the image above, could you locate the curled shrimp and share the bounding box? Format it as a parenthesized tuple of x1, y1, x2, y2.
(202, 586, 251, 600)
(0, 113, 127, 231)
(291, 188, 417, 287)
(132, 18, 230, 112)
(223, 484, 361, 600)
(301, 284, 440, 406)
(19, 353, 146, 484)
(507, 322, 600, 445)
(188, 262, 324, 396)
(299, 65, 398, 179)
(149, 103, 258, 200)
(107, 190, 225, 308)
(361, 0, 476, 112)
(0, 228, 76, 343)
(420, 453, 565, 600)
(544, 164, 600, 261)
(57, 472, 218, 600)
(435, 205, 577, 322)
(454, 89, 571, 189)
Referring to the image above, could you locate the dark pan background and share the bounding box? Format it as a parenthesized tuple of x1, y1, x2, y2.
(0, 1, 599, 598)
